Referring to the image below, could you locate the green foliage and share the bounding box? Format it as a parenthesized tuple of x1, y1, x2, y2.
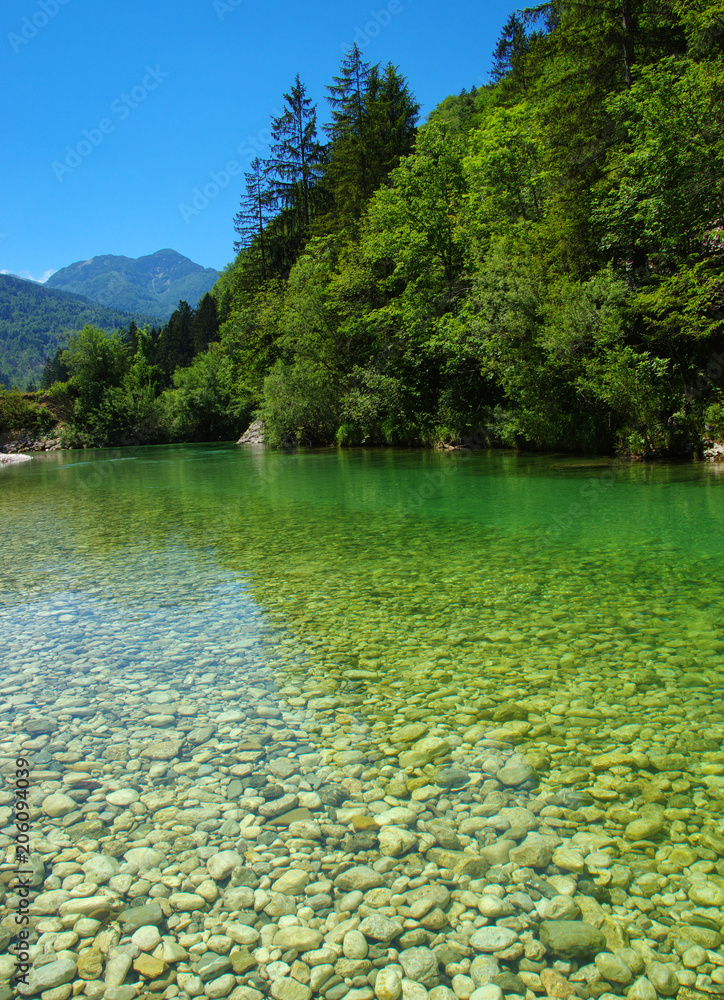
(259, 357, 339, 446)
(161, 347, 251, 442)
(0, 390, 55, 435)
(0, 273, 159, 388)
(706, 399, 724, 439)
(25, 19, 724, 457)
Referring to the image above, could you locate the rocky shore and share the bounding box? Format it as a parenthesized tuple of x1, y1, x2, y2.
(1, 432, 62, 455)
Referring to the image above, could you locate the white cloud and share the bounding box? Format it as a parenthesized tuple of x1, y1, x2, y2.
(0, 268, 55, 283)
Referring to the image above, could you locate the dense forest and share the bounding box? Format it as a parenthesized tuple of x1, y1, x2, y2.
(0, 274, 160, 390)
(5, 1, 724, 455)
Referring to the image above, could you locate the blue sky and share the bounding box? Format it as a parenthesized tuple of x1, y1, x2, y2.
(2, 0, 515, 282)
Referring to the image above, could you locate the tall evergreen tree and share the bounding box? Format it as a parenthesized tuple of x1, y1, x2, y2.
(365, 63, 420, 190)
(325, 45, 374, 219)
(191, 294, 220, 355)
(267, 75, 322, 228)
(157, 301, 195, 382)
(491, 11, 547, 95)
(234, 157, 276, 280)
(324, 51, 419, 227)
(40, 347, 70, 389)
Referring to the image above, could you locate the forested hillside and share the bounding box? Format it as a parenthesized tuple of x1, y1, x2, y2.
(13, 2, 724, 454)
(0, 275, 160, 388)
(45, 249, 220, 318)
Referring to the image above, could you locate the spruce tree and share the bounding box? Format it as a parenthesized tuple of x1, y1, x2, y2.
(191, 294, 220, 355)
(365, 63, 420, 191)
(234, 158, 276, 280)
(325, 45, 374, 219)
(267, 75, 322, 228)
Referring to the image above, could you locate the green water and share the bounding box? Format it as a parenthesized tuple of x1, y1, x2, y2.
(2, 445, 724, 799)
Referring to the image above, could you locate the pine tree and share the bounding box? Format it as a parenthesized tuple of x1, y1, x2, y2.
(40, 347, 70, 389)
(122, 320, 140, 356)
(325, 45, 374, 217)
(365, 63, 420, 191)
(491, 12, 546, 94)
(234, 157, 276, 280)
(324, 51, 419, 228)
(157, 301, 195, 382)
(191, 294, 220, 354)
(267, 75, 322, 228)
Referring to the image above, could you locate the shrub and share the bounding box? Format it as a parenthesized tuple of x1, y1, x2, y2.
(0, 390, 55, 436)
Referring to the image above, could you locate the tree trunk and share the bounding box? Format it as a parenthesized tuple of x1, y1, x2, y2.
(621, 0, 635, 88)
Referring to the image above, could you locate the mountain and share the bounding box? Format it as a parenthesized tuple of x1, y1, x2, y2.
(45, 249, 220, 319)
(0, 274, 161, 388)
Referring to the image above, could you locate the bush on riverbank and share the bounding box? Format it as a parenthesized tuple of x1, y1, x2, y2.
(0, 389, 56, 437)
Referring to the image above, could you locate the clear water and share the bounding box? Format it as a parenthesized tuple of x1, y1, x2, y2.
(2, 443, 724, 861)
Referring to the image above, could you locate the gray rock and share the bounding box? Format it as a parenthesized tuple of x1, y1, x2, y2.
(334, 866, 385, 892)
(399, 947, 439, 985)
(539, 921, 606, 959)
(104, 989, 137, 1000)
(41, 793, 77, 818)
(359, 914, 404, 942)
(469, 987, 503, 1000)
(205, 974, 237, 999)
(469, 956, 500, 987)
(470, 927, 518, 953)
(688, 881, 724, 907)
(207, 850, 242, 881)
(594, 953, 633, 985)
(270, 980, 312, 1000)
(509, 833, 557, 868)
(425, 820, 463, 851)
(343, 930, 369, 959)
(105, 952, 133, 988)
(272, 927, 324, 952)
(196, 953, 233, 983)
(646, 963, 680, 997)
(374, 968, 402, 1000)
(625, 805, 665, 841)
(627, 978, 658, 1000)
(258, 793, 299, 817)
(496, 757, 536, 787)
(492, 973, 527, 995)
(26, 959, 77, 994)
(118, 901, 165, 932)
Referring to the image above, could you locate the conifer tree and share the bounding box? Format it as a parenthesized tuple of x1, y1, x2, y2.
(365, 63, 420, 191)
(234, 157, 275, 280)
(267, 75, 322, 228)
(191, 294, 220, 355)
(325, 45, 374, 216)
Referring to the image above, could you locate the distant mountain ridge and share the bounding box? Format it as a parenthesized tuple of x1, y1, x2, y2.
(0, 274, 161, 388)
(45, 249, 220, 319)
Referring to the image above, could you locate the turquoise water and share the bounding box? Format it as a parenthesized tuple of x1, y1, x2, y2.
(2, 445, 724, 847)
